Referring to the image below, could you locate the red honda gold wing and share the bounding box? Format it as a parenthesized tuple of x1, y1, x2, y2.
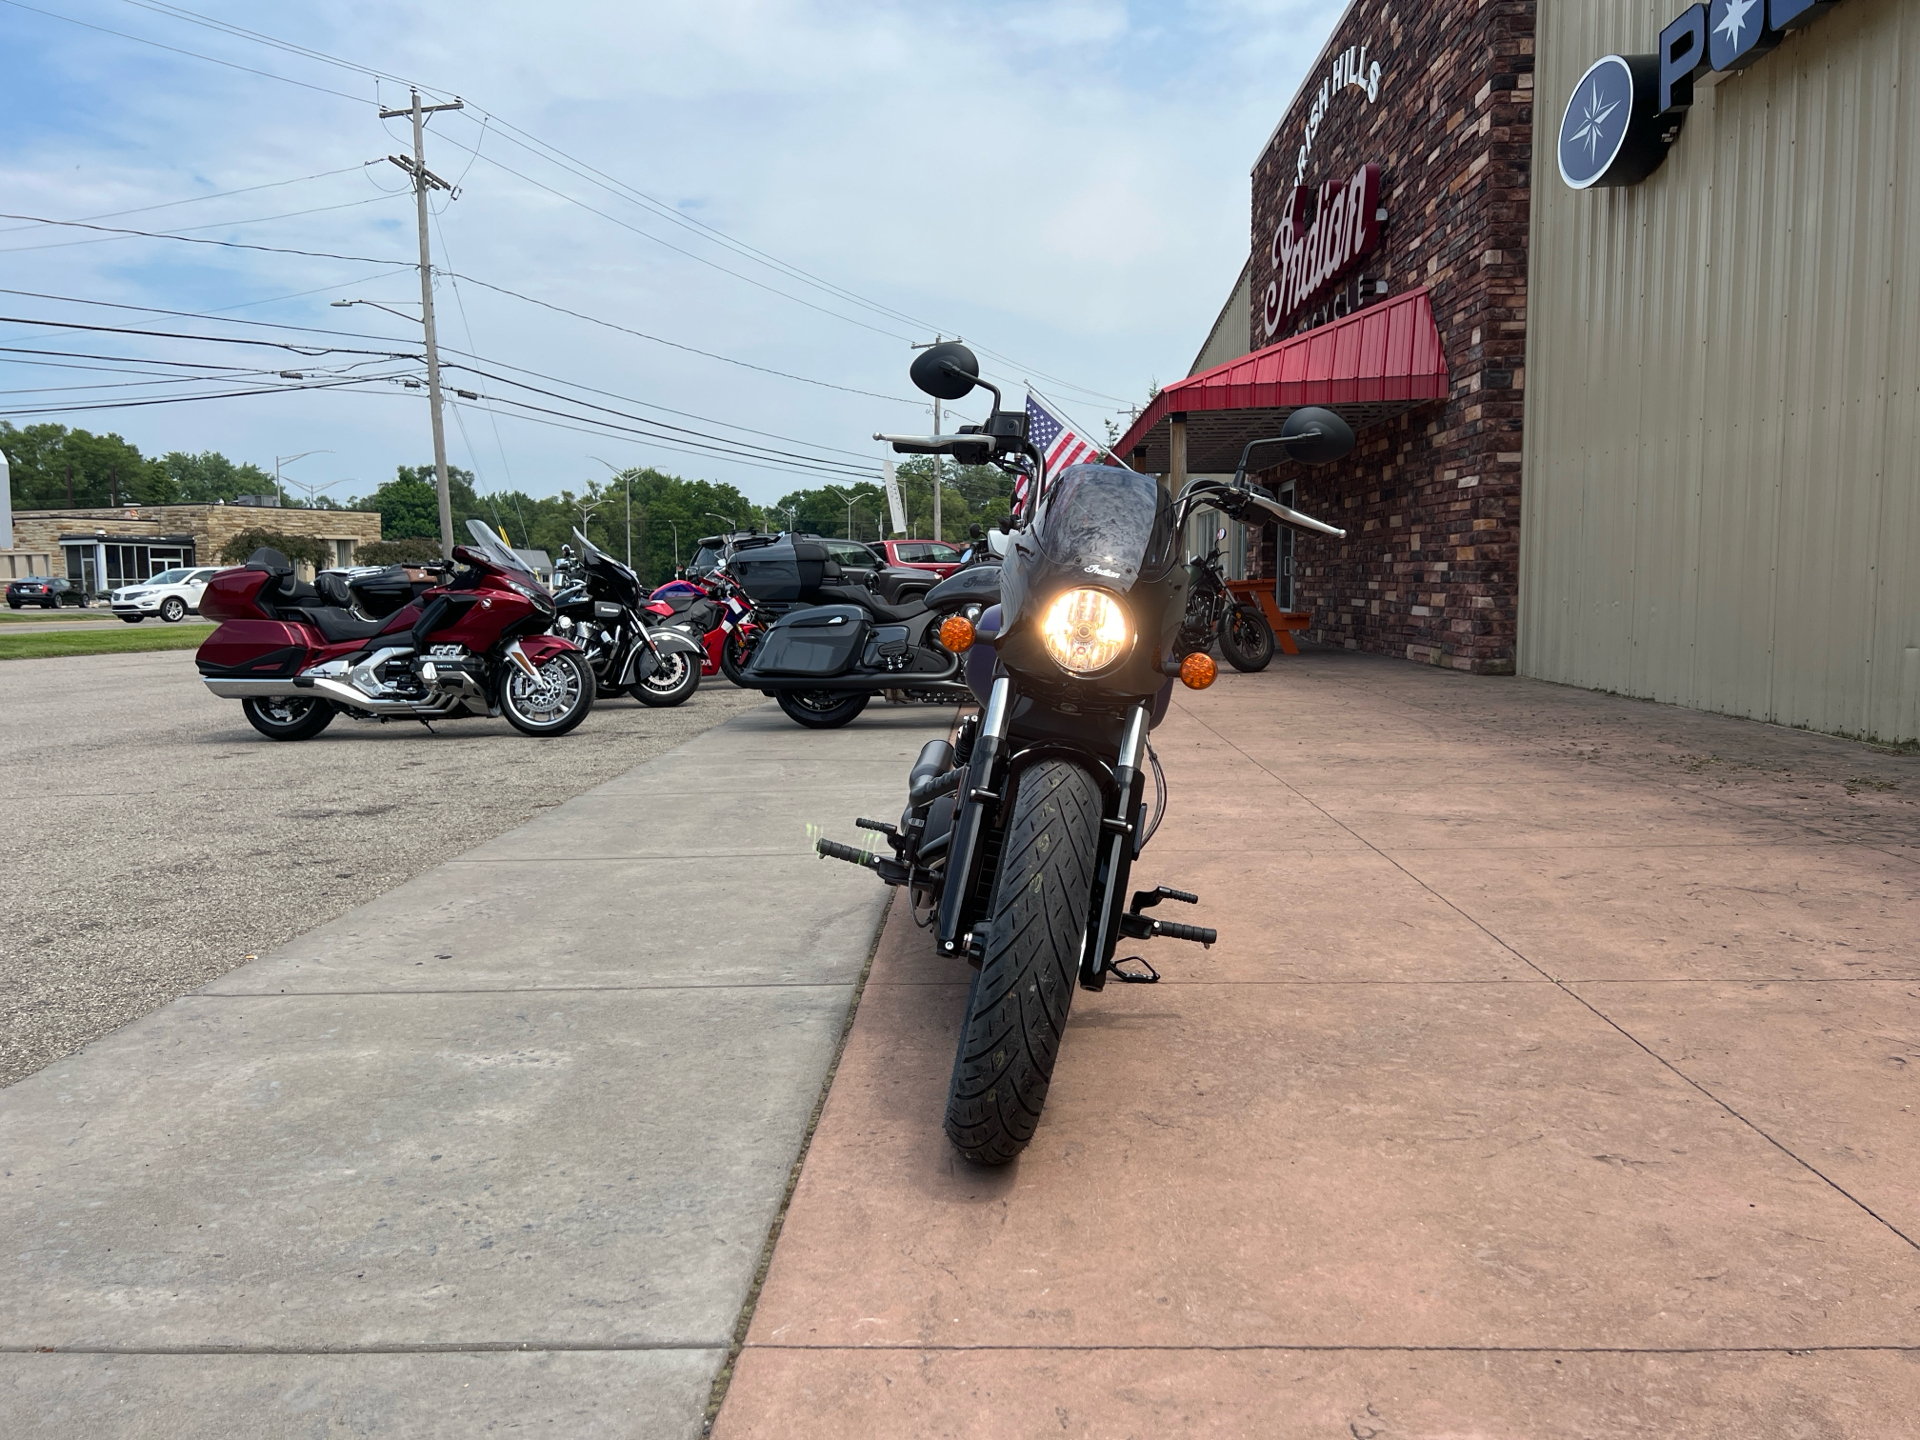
(196, 519, 594, 741)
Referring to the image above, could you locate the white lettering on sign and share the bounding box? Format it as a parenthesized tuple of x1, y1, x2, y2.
(1264, 163, 1382, 337)
(1296, 42, 1384, 184)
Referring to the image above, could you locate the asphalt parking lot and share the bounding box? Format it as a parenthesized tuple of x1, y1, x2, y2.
(0, 649, 765, 1088)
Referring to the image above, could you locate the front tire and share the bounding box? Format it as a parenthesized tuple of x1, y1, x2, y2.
(630, 648, 700, 707)
(944, 758, 1102, 1166)
(1219, 604, 1275, 671)
(502, 650, 594, 736)
(720, 627, 760, 687)
(775, 690, 868, 729)
(160, 597, 187, 623)
(241, 696, 336, 741)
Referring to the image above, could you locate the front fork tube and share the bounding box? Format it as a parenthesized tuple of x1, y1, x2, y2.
(1081, 702, 1151, 991)
(936, 675, 1012, 956)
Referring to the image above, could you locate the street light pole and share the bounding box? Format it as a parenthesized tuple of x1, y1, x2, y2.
(274, 450, 332, 509)
(589, 456, 634, 569)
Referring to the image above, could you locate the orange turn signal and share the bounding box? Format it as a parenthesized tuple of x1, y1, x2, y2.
(1179, 651, 1217, 690)
(939, 614, 976, 653)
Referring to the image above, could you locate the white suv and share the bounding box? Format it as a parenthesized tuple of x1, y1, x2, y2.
(110, 566, 223, 623)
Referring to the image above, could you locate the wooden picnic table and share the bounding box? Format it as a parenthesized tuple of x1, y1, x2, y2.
(1224, 580, 1311, 655)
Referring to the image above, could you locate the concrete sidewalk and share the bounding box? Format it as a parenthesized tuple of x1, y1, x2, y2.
(713, 653, 1920, 1438)
(0, 701, 944, 1437)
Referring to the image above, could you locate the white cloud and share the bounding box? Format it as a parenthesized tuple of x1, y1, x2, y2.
(0, 0, 1345, 502)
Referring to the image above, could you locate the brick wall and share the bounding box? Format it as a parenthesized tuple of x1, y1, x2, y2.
(1246, 0, 1533, 674)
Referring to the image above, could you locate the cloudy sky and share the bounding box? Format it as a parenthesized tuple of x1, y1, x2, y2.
(0, 0, 1344, 508)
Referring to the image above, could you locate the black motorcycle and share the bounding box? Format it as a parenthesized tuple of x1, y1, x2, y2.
(1183, 532, 1275, 671)
(817, 342, 1349, 1164)
(549, 528, 705, 707)
(733, 532, 999, 728)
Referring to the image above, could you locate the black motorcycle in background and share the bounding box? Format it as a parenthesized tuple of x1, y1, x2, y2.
(549, 528, 705, 706)
(1184, 531, 1275, 671)
(818, 341, 1351, 1164)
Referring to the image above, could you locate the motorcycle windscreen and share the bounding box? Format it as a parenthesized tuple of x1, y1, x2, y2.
(464, 520, 543, 588)
(1035, 465, 1176, 595)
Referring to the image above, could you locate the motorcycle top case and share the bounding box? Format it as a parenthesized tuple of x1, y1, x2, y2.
(729, 538, 827, 603)
(748, 604, 869, 677)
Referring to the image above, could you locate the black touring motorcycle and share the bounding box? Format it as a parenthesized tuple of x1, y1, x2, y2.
(549, 527, 705, 706)
(816, 343, 1351, 1164)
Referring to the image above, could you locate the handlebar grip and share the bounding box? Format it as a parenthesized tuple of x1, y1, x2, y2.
(1153, 920, 1217, 947)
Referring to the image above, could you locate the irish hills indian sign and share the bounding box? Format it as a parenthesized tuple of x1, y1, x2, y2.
(1263, 163, 1383, 339)
(1262, 37, 1389, 339)
(1558, 0, 1846, 189)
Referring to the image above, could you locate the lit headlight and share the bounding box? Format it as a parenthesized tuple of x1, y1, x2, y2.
(1040, 588, 1131, 676)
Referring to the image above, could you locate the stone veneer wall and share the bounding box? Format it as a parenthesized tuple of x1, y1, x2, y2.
(10, 505, 382, 565)
(1246, 0, 1534, 673)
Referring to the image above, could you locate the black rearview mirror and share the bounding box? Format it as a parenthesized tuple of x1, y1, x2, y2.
(1279, 406, 1356, 465)
(910, 342, 980, 401)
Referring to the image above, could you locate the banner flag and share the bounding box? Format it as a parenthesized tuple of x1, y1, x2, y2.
(882, 457, 907, 536)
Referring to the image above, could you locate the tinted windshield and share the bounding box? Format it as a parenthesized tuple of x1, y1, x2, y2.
(147, 569, 191, 585)
(1035, 465, 1175, 591)
(463, 519, 539, 583)
(689, 545, 724, 573)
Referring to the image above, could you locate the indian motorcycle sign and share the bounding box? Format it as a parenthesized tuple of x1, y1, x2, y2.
(1263, 38, 1388, 338)
(1262, 163, 1383, 339)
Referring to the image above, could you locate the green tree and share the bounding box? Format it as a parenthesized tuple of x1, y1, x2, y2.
(0, 421, 170, 507)
(217, 528, 331, 569)
(160, 450, 274, 504)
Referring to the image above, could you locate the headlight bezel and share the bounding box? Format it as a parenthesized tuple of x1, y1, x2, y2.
(1038, 586, 1134, 679)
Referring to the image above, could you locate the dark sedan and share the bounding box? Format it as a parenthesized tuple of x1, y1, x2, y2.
(6, 577, 80, 610)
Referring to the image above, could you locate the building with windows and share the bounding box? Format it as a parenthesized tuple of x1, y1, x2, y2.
(1120, 0, 1917, 742)
(7, 501, 382, 596)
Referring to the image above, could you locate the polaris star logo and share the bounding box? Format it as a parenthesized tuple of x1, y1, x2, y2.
(1557, 56, 1637, 190)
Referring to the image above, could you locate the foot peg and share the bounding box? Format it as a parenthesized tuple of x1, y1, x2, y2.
(815, 836, 908, 885)
(1117, 885, 1216, 948)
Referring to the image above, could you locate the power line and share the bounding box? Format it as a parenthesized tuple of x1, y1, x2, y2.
(0, 193, 407, 256)
(72, 0, 1131, 409)
(0, 212, 407, 266)
(0, 313, 420, 358)
(0, 0, 370, 102)
(0, 163, 377, 236)
(442, 272, 918, 405)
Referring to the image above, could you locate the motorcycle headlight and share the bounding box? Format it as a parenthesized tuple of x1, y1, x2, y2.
(1040, 588, 1131, 676)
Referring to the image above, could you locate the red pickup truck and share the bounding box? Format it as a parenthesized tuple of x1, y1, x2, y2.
(869, 539, 967, 579)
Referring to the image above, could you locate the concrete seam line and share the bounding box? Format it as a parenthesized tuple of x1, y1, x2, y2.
(733, 1343, 1920, 1355)
(0, 1342, 730, 1356)
(1177, 701, 1920, 1255)
(186, 982, 855, 998)
(701, 888, 895, 1436)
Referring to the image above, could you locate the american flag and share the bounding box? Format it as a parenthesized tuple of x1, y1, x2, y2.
(1022, 394, 1100, 513)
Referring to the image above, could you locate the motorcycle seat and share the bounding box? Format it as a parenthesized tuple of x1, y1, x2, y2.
(822, 586, 925, 624)
(297, 605, 390, 644)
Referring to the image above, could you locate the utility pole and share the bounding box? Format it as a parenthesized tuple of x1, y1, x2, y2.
(380, 88, 464, 559)
(910, 336, 950, 541)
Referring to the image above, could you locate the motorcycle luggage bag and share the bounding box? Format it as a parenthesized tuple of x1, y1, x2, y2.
(349, 565, 422, 618)
(730, 539, 827, 603)
(750, 604, 869, 676)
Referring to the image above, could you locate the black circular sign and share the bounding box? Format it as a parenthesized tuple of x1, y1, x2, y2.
(1557, 52, 1675, 191)
(1558, 55, 1637, 190)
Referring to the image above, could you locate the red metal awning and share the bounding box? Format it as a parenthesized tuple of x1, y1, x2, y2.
(1116, 287, 1449, 474)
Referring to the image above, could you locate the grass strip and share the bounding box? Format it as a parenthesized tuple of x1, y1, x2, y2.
(0, 624, 213, 660)
(0, 609, 115, 623)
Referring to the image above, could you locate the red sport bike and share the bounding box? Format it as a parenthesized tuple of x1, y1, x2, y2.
(196, 520, 594, 742)
(645, 570, 760, 684)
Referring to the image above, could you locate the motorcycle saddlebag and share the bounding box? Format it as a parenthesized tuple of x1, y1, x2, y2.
(749, 604, 869, 677)
(729, 539, 827, 603)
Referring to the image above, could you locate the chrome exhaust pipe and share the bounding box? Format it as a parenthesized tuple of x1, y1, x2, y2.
(203, 676, 466, 716)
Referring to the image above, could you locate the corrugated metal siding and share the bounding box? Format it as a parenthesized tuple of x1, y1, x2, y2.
(1521, 0, 1920, 742)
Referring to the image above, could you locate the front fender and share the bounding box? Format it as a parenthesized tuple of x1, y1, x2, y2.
(514, 633, 582, 667)
(615, 627, 702, 687)
(644, 627, 704, 658)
